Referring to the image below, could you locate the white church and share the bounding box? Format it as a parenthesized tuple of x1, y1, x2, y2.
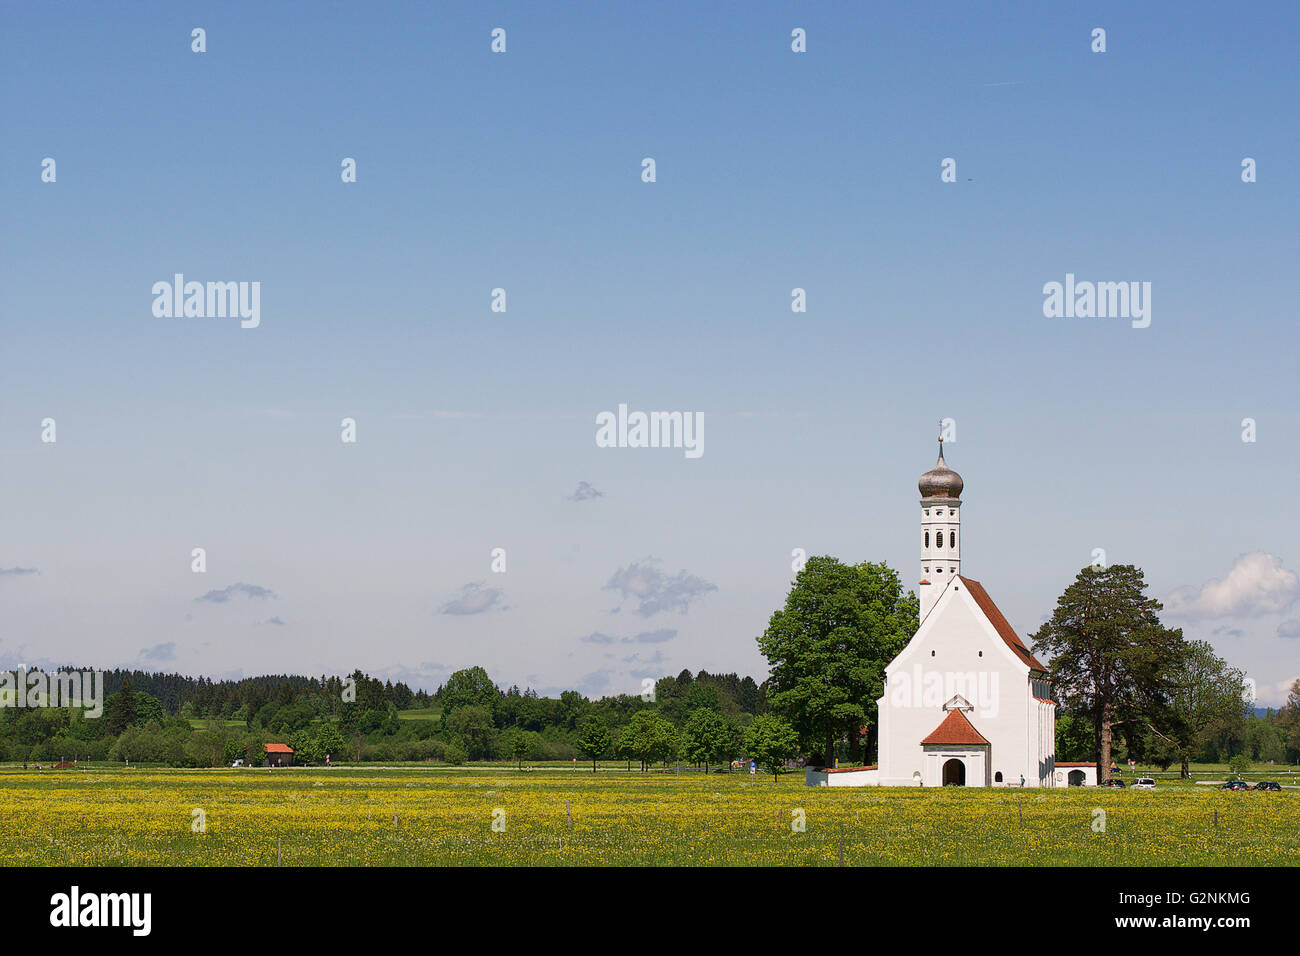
(807, 441, 1068, 788)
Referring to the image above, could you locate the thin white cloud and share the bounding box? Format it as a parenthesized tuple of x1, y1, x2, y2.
(604, 558, 716, 617)
(1164, 553, 1298, 619)
(580, 628, 676, 645)
(196, 582, 278, 603)
(440, 583, 505, 616)
(139, 642, 177, 663)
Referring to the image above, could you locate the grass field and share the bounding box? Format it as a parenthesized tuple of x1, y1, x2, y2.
(2, 767, 1297, 866)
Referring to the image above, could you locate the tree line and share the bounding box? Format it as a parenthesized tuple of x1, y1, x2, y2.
(0, 664, 793, 772)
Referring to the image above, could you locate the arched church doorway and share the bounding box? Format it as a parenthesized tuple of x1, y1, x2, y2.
(942, 758, 966, 786)
(1068, 769, 1085, 786)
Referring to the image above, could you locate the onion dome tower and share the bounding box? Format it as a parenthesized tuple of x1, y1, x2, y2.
(918, 435, 962, 618)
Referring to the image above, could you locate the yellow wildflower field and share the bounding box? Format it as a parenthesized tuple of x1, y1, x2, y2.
(1, 769, 1295, 866)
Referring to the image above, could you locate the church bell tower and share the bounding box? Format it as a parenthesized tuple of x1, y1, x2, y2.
(918, 435, 963, 619)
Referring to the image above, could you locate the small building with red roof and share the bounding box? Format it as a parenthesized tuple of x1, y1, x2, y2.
(264, 743, 294, 767)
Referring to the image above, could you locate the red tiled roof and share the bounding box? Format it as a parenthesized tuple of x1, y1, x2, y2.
(919, 579, 931, 585)
(264, 743, 294, 753)
(1055, 762, 1096, 768)
(921, 709, 990, 746)
(1034, 697, 1057, 706)
(825, 765, 878, 773)
(957, 576, 1048, 674)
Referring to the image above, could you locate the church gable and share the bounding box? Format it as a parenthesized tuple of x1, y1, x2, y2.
(888, 577, 1027, 677)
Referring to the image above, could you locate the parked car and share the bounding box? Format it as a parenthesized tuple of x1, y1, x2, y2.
(230, 759, 245, 767)
(1220, 779, 1251, 791)
(1100, 778, 1126, 788)
(1132, 777, 1156, 789)
(1252, 781, 1282, 791)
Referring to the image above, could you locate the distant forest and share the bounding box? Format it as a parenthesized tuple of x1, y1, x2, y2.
(0, 666, 769, 768)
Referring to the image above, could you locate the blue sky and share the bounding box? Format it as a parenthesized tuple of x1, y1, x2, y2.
(2, 2, 1298, 703)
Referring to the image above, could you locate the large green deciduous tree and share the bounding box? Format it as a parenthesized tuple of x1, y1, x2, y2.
(621, 710, 679, 771)
(680, 708, 734, 774)
(743, 714, 799, 781)
(1145, 639, 1248, 778)
(757, 557, 917, 764)
(438, 667, 500, 731)
(1030, 565, 1183, 782)
(575, 715, 611, 772)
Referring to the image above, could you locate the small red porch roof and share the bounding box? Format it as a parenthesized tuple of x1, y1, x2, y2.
(921, 708, 990, 746)
(264, 743, 294, 754)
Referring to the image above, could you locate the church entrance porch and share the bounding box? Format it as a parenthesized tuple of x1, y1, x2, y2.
(942, 758, 966, 786)
(921, 746, 988, 786)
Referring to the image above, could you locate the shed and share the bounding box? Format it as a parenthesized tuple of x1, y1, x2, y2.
(1054, 761, 1097, 786)
(264, 743, 294, 767)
